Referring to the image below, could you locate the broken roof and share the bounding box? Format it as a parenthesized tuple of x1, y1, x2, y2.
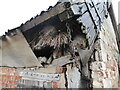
(1, 0, 119, 68)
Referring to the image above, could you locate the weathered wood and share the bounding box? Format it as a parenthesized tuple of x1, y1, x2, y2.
(48, 55, 74, 67)
(20, 3, 67, 32)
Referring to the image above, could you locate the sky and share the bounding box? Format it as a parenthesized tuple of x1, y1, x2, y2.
(0, 0, 119, 36)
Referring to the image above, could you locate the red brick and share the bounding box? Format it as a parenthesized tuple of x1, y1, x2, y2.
(56, 67, 67, 74)
(15, 76, 22, 79)
(52, 81, 60, 88)
(105, 72, 108, 78)
(110, 71, 115, 77)
(0, 67, 21, 88)
(57, 52, 62, 57)
(95, 71, 104, 76)
(1, 67, 16, 75)
(107, 66, 116, 71)
(92, 70, 105, 79)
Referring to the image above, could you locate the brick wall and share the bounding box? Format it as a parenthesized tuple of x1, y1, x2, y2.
(16, 66, 67, 88)
(0, 67, 22, 89)
(90, 15, 119, 88)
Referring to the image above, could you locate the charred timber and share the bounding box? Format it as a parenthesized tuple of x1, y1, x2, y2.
(0, 0, 112, 68)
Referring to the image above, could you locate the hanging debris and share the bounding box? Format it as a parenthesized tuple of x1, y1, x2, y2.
(1, 0, 118, 89)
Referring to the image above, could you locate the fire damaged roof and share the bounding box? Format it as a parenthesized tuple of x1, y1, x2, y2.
(1, 0, 117, 68)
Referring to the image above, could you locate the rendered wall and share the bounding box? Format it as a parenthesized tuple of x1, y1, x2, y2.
(0, 30, 41, 67)
(90, 14, 119, 88)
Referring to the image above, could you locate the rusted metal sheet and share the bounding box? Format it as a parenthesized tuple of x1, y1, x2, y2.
(0, 30, 42, 67)
(17, 78, 52, 88)
(17, 71, 60, 88)
(19, 72, 60, 81)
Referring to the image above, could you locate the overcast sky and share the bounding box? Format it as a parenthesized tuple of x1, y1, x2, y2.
(0, 0, 119, 36)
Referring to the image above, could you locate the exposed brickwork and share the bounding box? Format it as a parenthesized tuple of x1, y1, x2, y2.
(52, 81, 60, 88)
(90, 16, 119, 88)
(56, 67, 67, 74)
(0, 67, 22, 89)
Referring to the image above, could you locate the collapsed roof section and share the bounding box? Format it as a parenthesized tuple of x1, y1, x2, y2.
(0, 0, 113, 67)
(20, 0, 111, 47)
(0, 30, 42, 67)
